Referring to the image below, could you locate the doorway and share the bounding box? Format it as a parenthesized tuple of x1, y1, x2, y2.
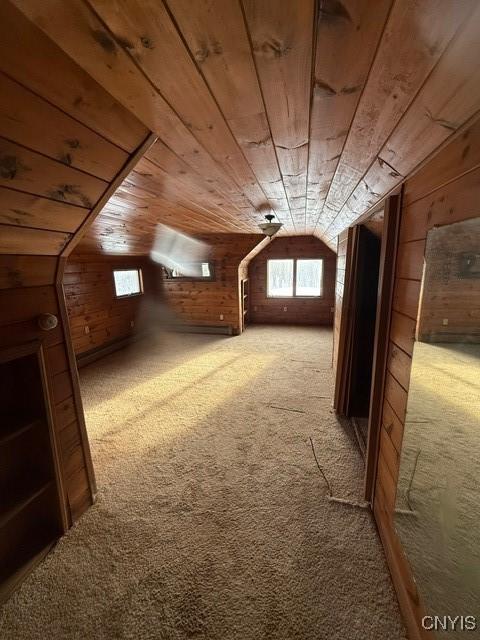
(333, 195, 401, 500)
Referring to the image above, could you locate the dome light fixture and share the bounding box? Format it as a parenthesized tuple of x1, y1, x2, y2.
(258, 213, 283, 238)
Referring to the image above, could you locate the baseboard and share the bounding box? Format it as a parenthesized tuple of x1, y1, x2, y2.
(76, 333, 146, 368)
(168, 324, 233, 336)
(373, 493, 432, 640)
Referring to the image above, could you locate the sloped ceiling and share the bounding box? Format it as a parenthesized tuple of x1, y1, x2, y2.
(8, 0, 480, 254)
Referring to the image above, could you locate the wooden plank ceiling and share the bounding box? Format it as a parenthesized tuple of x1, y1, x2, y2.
(7, 0, 480, 255)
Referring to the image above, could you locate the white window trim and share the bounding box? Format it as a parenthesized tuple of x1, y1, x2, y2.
(266, 258, 324, 298)
(113, 268, 144, 298)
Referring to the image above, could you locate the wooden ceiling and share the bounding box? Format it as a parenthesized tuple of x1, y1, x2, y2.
(7, 0, 480, 254)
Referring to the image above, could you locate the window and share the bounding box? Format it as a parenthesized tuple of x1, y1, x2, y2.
(113, 269, 143, 297)
(267, 259, 294, 297)
(296, 259, 323, 296)
(165, 262, 214, 280)
(267, 258, 323, 297)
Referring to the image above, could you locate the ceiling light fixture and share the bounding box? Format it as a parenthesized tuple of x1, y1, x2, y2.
(258, 213, 283, 238)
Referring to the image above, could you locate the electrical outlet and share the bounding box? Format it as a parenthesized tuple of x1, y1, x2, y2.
(283, 306, 287, 312)
(219, 314, 224, 320)
(84, 325, 90, 334)
(442, 318, 449, 326)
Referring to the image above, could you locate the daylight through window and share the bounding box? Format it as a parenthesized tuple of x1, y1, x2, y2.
(267, 259, 323, 297)
(113, 269, 143, 297)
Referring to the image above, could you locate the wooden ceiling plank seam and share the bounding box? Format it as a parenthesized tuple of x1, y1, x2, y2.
(378, 3, 480, 178)
(0, 132, 121, 186)
(117, 167, 253, 232)
(237, 0, 299, 231)
(61, 132, 158, 257)
(323, 153, 404, 239)
(317, 0, 477, 239)
(0, 2, 148, 152)
(161, 0, 292, 226)
(241, 0, 315, 233)
(14, 0, 261, 226)
(0, 71, 129, 182)
(0, 184, 91, 213)
(0, 187, 89, 233)
(326, 108, 480, 240)
(309, 0, 393, 234)
(313, 0, 396, 237)
(164, 0, 297, 231)
(0, 223, 72, 256)
(322, 1, 480, 241)
(83, 0, 270, 225)
(302, 0, 320, 233)
(142, 149, 255, 231)
(0, 136, 108, 208)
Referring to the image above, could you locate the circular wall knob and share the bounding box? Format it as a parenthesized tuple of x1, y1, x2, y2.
(37, 313, 58, 331)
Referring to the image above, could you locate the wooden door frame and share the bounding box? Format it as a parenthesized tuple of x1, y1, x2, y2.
(333, 225, 359, 414)
(364, 192, 402, 502)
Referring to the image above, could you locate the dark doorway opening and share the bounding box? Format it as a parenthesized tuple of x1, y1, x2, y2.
(333, 195, 402, 500)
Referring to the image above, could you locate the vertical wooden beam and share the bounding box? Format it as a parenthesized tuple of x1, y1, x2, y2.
(364, 193, 402, 502)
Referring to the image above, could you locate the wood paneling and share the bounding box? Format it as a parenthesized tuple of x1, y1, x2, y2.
(163, 234, 263, 334)
(309, 0, 392, 230)
(318, 0, 480, 240)
(0, 256, 57, 290)
(0, 272, 92, 524)
(0, 188, 89, 234)
(64, 254, 153, 356)
(242, 0, 314, 230)
(0, 2, 147, 152)
(0, 226, 70, 256)
(0, 6, 150, 261)
(0, 1, 150, 591)
(373, 116, 480, 638)
(10, 0, 479, 250)
(0, 72, 128, 181)
(248, 236, 335, 325)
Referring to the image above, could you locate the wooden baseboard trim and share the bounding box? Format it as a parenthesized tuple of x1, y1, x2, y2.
(374, 499, 432, 640)
(77, 333, 147, 368)
(169, 324, 233, 336)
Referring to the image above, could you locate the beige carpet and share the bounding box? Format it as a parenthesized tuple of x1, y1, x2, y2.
(1, 325, 405, 639)
(396, 341, 480, 632)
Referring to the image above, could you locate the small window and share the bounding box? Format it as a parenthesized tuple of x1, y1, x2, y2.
(267, 258, 323, 298)
(113, 269, 143, 297)
(165, 262, 214, 280)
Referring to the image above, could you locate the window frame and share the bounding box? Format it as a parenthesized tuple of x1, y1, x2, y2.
(162, 262, 215, 281)
(266, 258, 324, 299)
(112, 268, 144, 299)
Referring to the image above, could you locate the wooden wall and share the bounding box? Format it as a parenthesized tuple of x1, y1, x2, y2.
(0, 4, 150, 525)
(0, 269, 93, 523)
(373, 117, 480, 638)
(64, 254, 154, 357)
(163, 234, 263, 335)
(248, 236, 335, 325)
(416, 219, 480, 343)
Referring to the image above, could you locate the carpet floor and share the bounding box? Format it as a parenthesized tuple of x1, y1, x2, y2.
(0, 325, 406, 639)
